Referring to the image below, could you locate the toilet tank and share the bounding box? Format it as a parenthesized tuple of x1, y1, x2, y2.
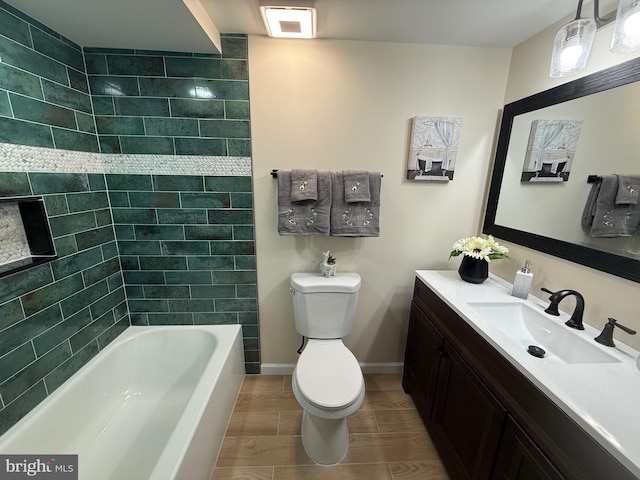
(290, 273, 361, 339)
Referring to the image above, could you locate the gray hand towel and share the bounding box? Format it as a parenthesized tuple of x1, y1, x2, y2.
(344, 170, 371, 202)
(330, 171, 381, 237)
(591, 175, 640, 237)
(615, 174, 640, 205)
(290, 169, 318, 202)
(581, 177, 602, 229)
(277, 171, 331, 235)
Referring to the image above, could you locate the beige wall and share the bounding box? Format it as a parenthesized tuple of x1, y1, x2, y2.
(490, 17, 640, 350)
(249, 36, 511, 369)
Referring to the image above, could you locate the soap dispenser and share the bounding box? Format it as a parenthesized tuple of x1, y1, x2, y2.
(511, 260, 533, 299)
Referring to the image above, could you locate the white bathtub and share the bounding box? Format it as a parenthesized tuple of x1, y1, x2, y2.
(0, 325, 245, 480)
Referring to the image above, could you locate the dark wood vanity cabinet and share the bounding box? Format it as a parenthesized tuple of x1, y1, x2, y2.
(403, 290, 507, 480)
(402, 277, 636, 480)
(493, 417, 564, 480)
(430, 339, 506, 479)
(402, 304, 442, 425)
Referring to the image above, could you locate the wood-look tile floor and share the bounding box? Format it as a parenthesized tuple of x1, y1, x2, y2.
(212, 374, 449, 480)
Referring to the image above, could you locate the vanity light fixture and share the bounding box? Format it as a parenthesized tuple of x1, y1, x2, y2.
(259, 0, 317, 39)
(550, 0, 640, 77)
(611, 0, 640, 51)
(550, 0, 598, 77)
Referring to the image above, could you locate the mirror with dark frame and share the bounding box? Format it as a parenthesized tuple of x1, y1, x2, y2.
(483, 56, 640, 283)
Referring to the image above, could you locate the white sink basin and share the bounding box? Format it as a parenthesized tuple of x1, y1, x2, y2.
(467, 302, 621, 364)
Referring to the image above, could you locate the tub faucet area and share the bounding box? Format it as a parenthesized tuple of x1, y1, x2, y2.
(541, 287, 585, 330)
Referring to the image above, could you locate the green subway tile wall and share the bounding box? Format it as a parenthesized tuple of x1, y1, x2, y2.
(0, 171, 129, 436)
(0, 1, 97, 151)
(0, 1, 250, 157)
(87, 37, 250, 156)
(110, 174, 259, 374)
(0, 1, 258, 436)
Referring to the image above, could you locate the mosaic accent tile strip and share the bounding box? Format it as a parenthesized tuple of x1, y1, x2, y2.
(101, 154, 251, 177)
(0, 143, 103, 173)
(0, 143, 251, 176)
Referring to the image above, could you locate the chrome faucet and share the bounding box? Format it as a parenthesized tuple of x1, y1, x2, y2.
(541, 288, 585, 330)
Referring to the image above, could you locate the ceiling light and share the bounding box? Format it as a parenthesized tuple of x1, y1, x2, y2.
(259, 0, 316, 39)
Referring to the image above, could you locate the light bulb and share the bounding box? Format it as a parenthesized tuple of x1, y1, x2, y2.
(560, 38, 584, 70)
(611, 0, 640, 52)
(550, 18, 596, 78)
(623, 10, 640, 34)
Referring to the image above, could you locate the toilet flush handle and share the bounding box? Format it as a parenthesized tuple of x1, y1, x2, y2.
(290, 287, 296, 295)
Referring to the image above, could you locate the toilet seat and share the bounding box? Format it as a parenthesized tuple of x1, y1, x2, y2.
(295, 340, 364, 410)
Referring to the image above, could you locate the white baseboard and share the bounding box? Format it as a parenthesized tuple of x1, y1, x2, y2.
(260, 362, 404, 375)
(360, 362, 404, 374)
(260, 363, 296, 375)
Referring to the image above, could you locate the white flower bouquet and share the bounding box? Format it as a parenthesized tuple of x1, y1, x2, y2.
(450, 235, 509, 262)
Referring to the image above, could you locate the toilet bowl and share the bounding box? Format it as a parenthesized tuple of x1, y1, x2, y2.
(289, 272, 364, 465)
(292, 339, 365, 465)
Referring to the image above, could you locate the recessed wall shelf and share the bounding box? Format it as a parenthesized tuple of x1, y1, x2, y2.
(0, 196, 56, 278)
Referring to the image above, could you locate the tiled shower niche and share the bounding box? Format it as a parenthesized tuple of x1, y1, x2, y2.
(0, 197, 56, 276)
(0, 202, 32, 271)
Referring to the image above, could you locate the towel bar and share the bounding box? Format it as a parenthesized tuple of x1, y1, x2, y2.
(587, 175, 602, 183)
(271, 169, 382, 178)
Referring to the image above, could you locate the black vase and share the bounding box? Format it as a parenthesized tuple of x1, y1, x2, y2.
(458, 256, 488, 284)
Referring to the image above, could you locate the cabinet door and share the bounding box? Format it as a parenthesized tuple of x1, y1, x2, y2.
(402, 301, 444, 423)
(430, 342, 507, 480)
(493, 417, 565, 480)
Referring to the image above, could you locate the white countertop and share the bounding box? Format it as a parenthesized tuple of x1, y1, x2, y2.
(415, 270, 640, 478)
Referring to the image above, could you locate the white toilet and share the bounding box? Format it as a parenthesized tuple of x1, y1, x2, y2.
(290, 272, 365, 465)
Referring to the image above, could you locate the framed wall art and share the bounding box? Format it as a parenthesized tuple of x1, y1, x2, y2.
(406, 116, 462, 181)
(520, 119, 583, 182)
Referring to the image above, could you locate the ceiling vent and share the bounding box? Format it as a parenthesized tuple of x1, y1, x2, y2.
(259, 0, 316, 39)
